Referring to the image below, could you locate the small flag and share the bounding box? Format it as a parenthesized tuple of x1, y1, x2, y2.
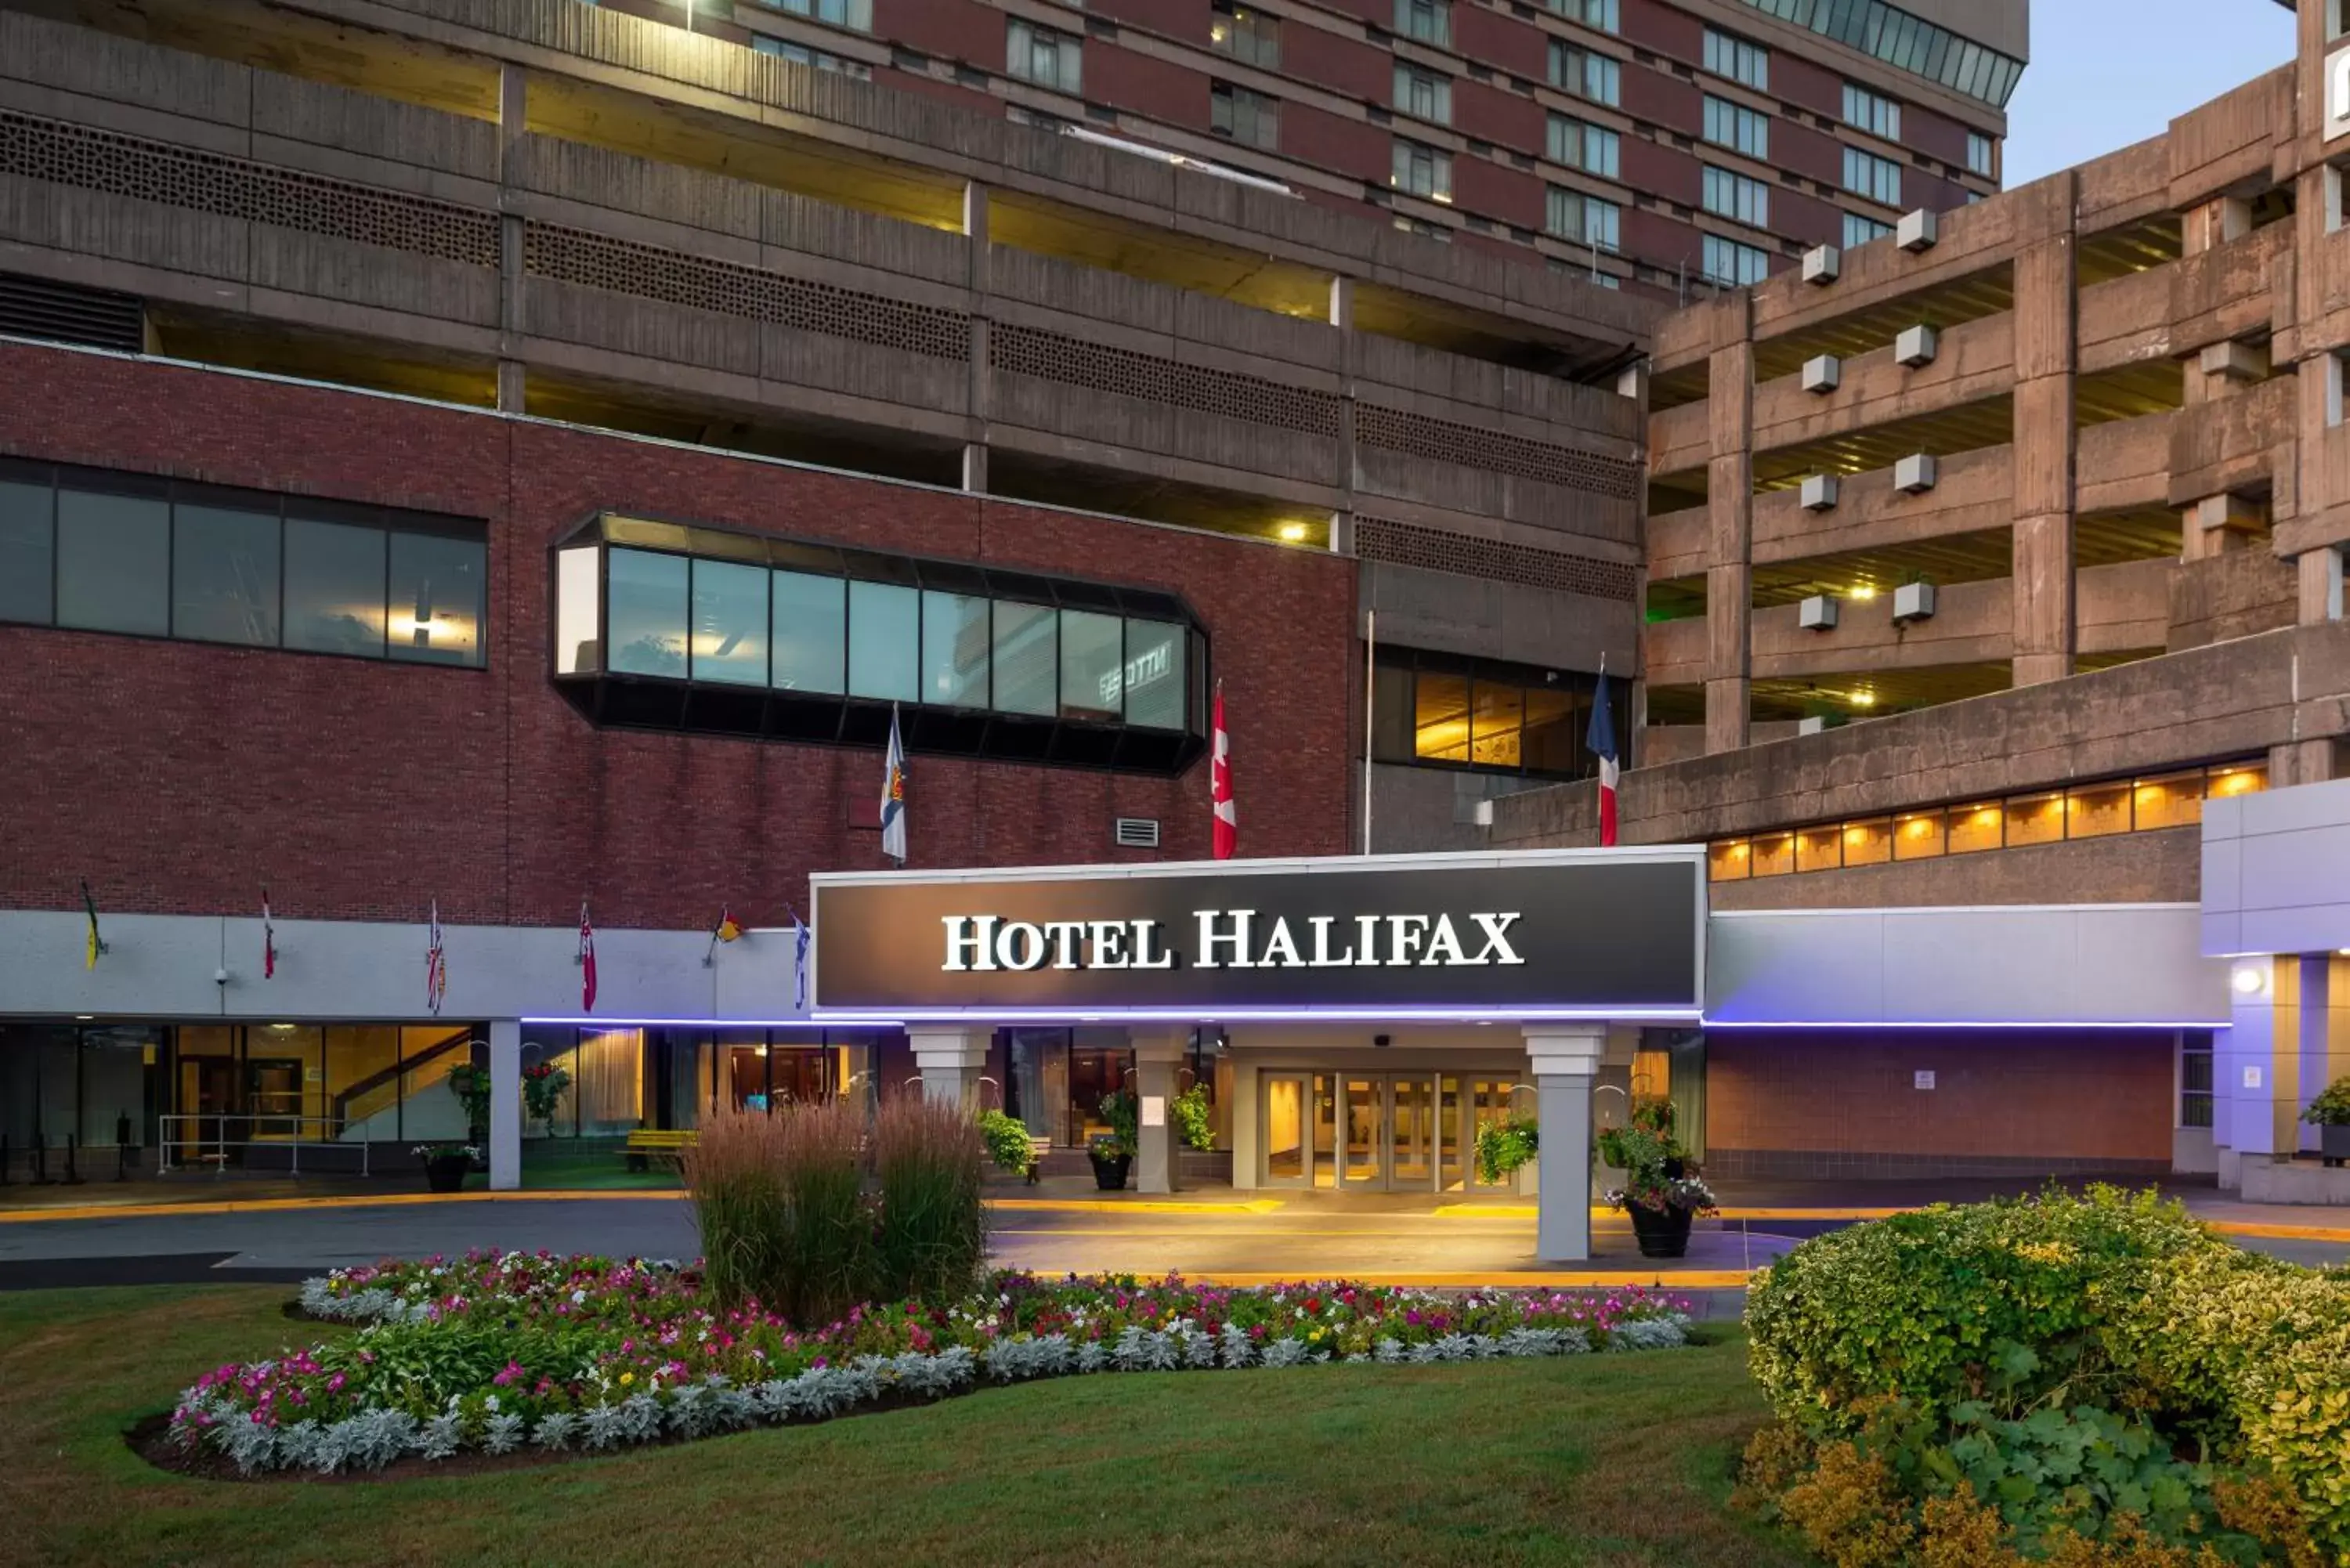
(704, 905, 743, 968)
(81, 880, 103, 970)
(1210, 684, 1237, 861)
(262, 888, 277, 981)
(793, 911, 812, 1013)
(880, 703, 908, 865)
(1588, 661, 1620, 848)
(425, 901, 447, 1016)
(578, 901, 598, 1013)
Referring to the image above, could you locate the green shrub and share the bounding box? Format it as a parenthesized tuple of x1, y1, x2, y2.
(1171, 1084, 1216, 1152)
(1474, 1117, 1538, 1183)
(978, 1109, 1034, 1174)
(873, 1096, 989, 1306)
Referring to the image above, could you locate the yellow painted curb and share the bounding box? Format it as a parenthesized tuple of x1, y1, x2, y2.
(0, 1189, 684, 1223)
(990, 1198, 1287, 1215)
(1170, 1270, 1757, 1288)
(2207, 1220, 2350, 1243)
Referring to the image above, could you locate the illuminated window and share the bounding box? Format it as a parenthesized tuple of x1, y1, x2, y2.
(2131, 770, 2205, 831)
(1709, 840, 1752, 881)
(1750, 833, 1795, 876)
(1373, 649, 1613, 780)
(1947, 802, 2003, 854)
(1210, 1, 1279, 68)
(1795, 827, 1842, 873)
(2004, 790, 2063, 847)
(1842, 818, 1893, 866)
(2207, 762, 2269, 798)
(1893, 808, 1946, 860)
(2065, 781, 2133, 839)
(1392, 139, 1453, 201)
(1413, 670, 1472, 763)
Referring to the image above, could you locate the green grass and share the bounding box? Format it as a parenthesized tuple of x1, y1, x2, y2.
(519, 1138, 680, 1191)
(0, 1286, 1802, 1568)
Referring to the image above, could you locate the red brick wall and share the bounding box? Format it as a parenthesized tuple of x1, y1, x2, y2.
(1622, 66, 1701, 139)
(1453, 78, 1543, 154)
(1771, 51, 1844, 122)
(1452, 156, 1543, 231)
(1706, 1029, 2177, 1168)
(874, 0, 1007, 63)
(1622, 135, 1701, 210)
(1452, 5, 1545, 78)
(0, 345, 1355, 930)
(1083, 43, 1212, 131)
(1285, 102, 1393, 184)
(1287, 26, 1392, 103)
(1773, 118, 1846, 189)
(1905, 103, 1970, 168)
(1620, 0, 1701, 60)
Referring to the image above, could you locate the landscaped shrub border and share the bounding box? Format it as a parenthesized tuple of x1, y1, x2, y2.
(168, 1253, 1697, 1476)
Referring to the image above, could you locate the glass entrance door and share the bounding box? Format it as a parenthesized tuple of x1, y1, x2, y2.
(1264, 1073, 1444, 1191)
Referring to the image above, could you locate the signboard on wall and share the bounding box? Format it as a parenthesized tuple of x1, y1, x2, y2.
(809, 851, 1705, 1021)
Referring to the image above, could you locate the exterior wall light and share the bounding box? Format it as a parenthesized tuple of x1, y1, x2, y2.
(1894, 453, 1939, 493)
(2232, 964, 2269, 997)
(1893, 582, 1937, 622)
(1802, 355, 1842, 393)
(1798, 594, 1840, 630)
(1894, 324, 1940, 367)
(1800, 473, 1839, 511)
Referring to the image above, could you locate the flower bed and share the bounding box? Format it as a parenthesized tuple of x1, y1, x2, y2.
(167, 1253, 1696, 1476)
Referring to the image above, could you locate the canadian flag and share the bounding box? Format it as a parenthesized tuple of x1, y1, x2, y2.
(1210, 685, 1237, 861)
(1587, 665, 1620, 847)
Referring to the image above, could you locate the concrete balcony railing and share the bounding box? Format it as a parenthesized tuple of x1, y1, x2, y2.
(1647, 397, 1711, 479)
(1751, 445, 2014, 565)
(1752, 310, 2014, 456)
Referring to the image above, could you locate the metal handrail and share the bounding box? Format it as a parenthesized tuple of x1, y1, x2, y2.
(157, 1114, 371, 1178)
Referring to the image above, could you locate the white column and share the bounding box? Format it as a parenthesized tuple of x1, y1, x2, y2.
(1229, 1057, 1260, 1191)
(1526, 1025, 1605, 1262)
(909, 1027, 988, 1107)
(488, 1020, 522, 1192)
(2216, 957, 2295, 1186)
(1133, 1030, 1188, 1194)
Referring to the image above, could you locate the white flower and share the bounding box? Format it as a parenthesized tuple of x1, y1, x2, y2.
(571, 1288, 588, 1305)
(485, 1394, 500, 1411)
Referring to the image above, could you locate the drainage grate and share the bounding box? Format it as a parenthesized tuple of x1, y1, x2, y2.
(0, 271, 143, 352)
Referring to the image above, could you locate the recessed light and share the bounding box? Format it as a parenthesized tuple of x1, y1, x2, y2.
(1277, 522, 1309, 542)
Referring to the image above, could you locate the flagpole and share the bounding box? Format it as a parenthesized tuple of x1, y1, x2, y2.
(1361, 609, 1375, 856)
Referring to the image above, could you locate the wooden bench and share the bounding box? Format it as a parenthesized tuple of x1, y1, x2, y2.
(624, 1128, 698, 1172)
(1025, 1136, 1049, 1185)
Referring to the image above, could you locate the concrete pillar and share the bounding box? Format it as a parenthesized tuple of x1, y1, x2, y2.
(1131, 1030, 1188, 1194)
(1704, 314, 1754, 754)
(1228, 1057, 1260, 1190)
(1328, 274, 1354, 329)
(2179, 193, 2258, 565)
(909, 1027, 988, 1107)
(1526, 1025, 1605, 1262)
(963, 179, 990, 494)
(488, 1020, 522, 1191)
(2010, 207, 2077, 688)
(2302, 544, 2346, 625)
(496, 65, 527, 416)
(2215, 957, 2301, 1185)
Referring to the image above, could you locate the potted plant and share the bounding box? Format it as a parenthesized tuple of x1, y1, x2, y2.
(1088, 1090, 1137, 1190)
(414, 1143, 479, 1194)
(522, 1061, 572, 1134)
(979, 1108, 1040, 1183)
(2304, 1076, 2350, 1165)
(1474, 1115, 1539, 1187)
(446, 1063, 492, 1143)
(1596, 1099, 1717, 1259)
(1171, 1083, 1217, 1154)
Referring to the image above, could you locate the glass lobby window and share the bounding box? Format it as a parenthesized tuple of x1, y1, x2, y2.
(1795, 826, 1842, 873)
(284, 517, 387, 658)
(1414, 670, 1472, 761)
(1842, 818, 1893, 867)
(2133, 770, 2205, 831)
(1522, 687, 1576, 773)
(56, 487, 169, 636)
(2005, 790, 2063, 847)
(991, 601, 1056, 716)
(1121, 620, 1186, 728)
(1894, 808, 1946, 859)
(922, 591, 992, 708)
(1471, 681, 1524, 768)
(1058, 609, 1123, 721)
(2066, 781, 2133, 839)
(172, 503, 281, 648)
(0, 479, 54, 624)
(1750, 833, 1795, 876)
(1947, 801, 2004, 854)
(771, 569, 846, 692)
(691, 558, 769, 686)
(553, 545, 600, 674)
(607, 548, 689, 677)
(848, 580, 919, 700)
(389, 531, 485, 667)
(2181, 1033, 2214, 1129)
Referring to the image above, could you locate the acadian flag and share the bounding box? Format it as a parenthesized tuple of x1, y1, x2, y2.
(81, 880, 103, 970)
(1588, 661, 1620, 848)
(1210, 684, 1237, 861)
(262, 888, 277, 981)
(425, 901, 447, 1016)
(577, 902, 598, 1013)
(880, 703, 908, 865)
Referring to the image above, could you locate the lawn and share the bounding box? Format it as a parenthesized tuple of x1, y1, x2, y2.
(519, 1138, 680, 1191)
(0, 1285, 1800, 1568)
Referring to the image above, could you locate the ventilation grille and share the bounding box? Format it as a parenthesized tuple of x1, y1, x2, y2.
(0, 271, 143, 352)
(1355, 403, 1640, 498)
(0, 110, 498, 266)
(1354, 516, 1638, 602)
(993, 324, 1342, 437)
(1113, 817, 1162, 848)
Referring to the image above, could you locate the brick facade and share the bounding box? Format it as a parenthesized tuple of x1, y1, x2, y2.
(0, 343, 1355, 932)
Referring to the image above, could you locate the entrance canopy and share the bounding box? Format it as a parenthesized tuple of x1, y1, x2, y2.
(808, 848, 1707, 1024)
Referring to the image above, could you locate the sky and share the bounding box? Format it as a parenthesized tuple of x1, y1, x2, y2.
(2001, 0, 2300, 186)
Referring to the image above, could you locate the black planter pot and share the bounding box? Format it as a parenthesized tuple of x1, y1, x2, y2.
(1089, 1151, 1133, 1191)
(2323, 1123, 2350, 1168)
(1628, 1202, 1695, 1259)
(424, 1155, 472, 1194)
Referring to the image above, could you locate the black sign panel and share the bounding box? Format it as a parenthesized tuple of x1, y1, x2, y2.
(812, 857, 1703, 1015)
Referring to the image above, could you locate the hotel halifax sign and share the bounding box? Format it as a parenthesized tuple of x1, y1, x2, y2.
(809, 851, 1705, 1018)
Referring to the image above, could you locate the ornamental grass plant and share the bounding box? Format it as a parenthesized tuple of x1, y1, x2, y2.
(873, 1095, 989, 1305)
(682, 1100, 870, 1324)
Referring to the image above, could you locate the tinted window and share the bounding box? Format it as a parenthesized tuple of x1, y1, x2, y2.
(922, 591, 992, 708)
(848, 580, 918, 700)
(0, 480, 52, 625)
(56, 489, 168, 636)
(608, 548, 688, 677)
(690, 557, 768, 686)
(283, 517, 386, 656)
(1122, 619, 1186, 729)
(772, 569, 846, 693)
(1058, 609, 1123, 722)
(992, 601, 1056, 716)
(389, 532, 486, 667)
(172, 504, 281, 647)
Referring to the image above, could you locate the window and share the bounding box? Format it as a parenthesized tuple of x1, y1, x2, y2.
(1702, 95, 1768, 157)
(1371, 649, 1608, 779)
(1211, 1, 1280, 69)
(1007, 18, 1081, 92)
(1702, 27, 1768, 89)
(2181, 1033, 2214, 1129)
(1842, 82, 1901, 139)
(1843, 211, 1894, 248)
(1395, 0, 1449, 45)
(1702, 165, 1769, 227)
(1551, 0, 1618, 31)
(1546, 187, 1620, 249)
(1391, 138, 1452, 201)
(1702, 233, 1770, 285)
(1966, 131, 1995, 178)
(1212, 82, 1280, 149)
(754, 0, 871, 27)
(1551, 42, 1621, 107)
(551, 517, 1209, 771)
(1732, 0, 2025, 109)
(1394, 215, 1452, 242)
(1394, 63, 1452, 125)
(1, 460, 483, 664)
(1549, 115, 1619, 178)
(1843, 145, 1904, 204)
(750, 35, 873, 78)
